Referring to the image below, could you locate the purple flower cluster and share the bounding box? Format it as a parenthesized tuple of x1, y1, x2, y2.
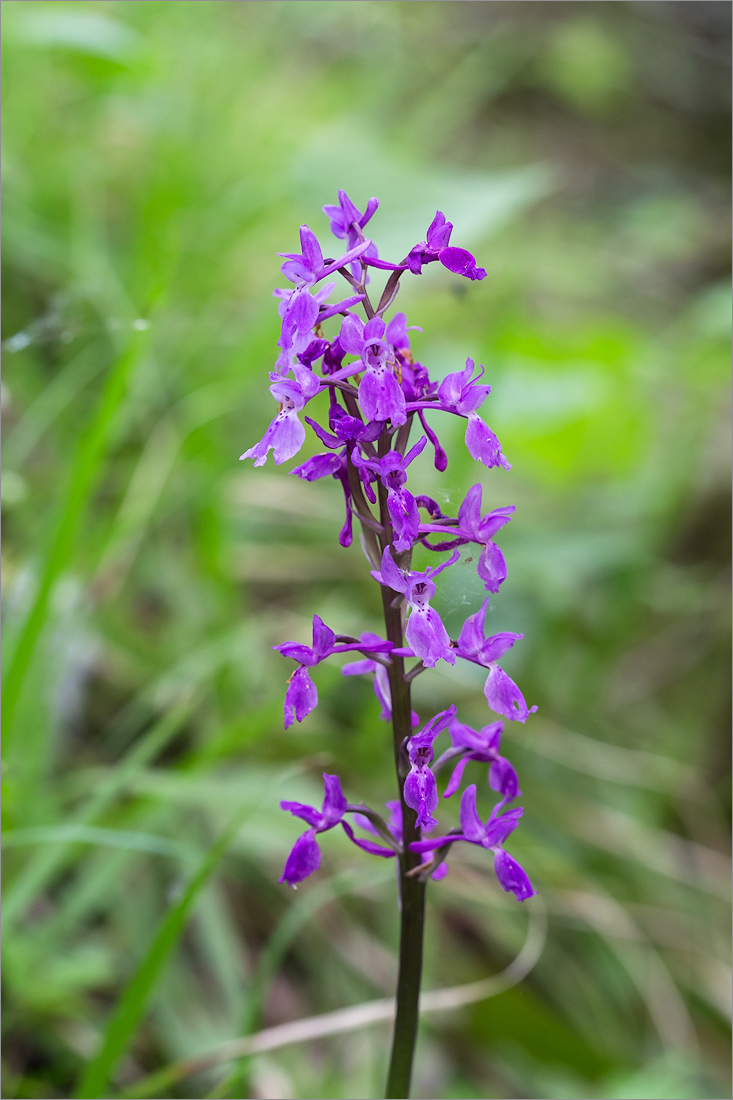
(241, 192, 536, 903)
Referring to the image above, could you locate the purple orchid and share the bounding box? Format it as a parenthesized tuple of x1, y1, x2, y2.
(353, 436, 427, 552)
(436, 359, 510, 470)
(274, 615, 393, 728)
(403, 706, 457, 830)
(439, 718, 520, 802)
(323, 191, 379, 250)
(239, 365, 322, 467)
(274, 283, 366, 373)
(411, 784, 534, 901)
(405, 211, 487, 282)
(281, 773, 396, 887)
(330, 314, 407, 426)
(243, 194, 540, 1095)
(371, 545, 460, 668)
(420, 483, 515, 592)
(279, 224, 373, 288)
(455, 599, 537, 722)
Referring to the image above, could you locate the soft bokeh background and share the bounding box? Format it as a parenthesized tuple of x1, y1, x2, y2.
(2, 3, 730, 1098)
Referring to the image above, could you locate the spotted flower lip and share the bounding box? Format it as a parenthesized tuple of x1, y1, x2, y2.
(329, 313, 408, 426)
(403, 706, 457, 830)
(239, 364, 322, 467)
(371, 545, 460, 668)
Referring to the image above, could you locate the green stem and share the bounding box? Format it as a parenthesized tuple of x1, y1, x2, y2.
(376, 479, 426, 1100)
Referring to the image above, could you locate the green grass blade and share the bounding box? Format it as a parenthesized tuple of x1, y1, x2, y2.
(2, 824, 193, 860)
(73, 802, 250, 1100)
(1, 696, 195, 929)
(2, 327, 148, 742)
(121, 866, 392, 1100)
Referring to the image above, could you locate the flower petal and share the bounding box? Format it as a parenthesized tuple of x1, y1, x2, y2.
(280, 829, 321, 885)
(494, 848, 535, 901)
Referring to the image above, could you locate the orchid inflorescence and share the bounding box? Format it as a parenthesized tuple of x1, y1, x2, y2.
(241, 191, 536, 905)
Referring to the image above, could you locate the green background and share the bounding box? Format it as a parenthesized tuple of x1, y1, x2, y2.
(2, 2, 730, 1098)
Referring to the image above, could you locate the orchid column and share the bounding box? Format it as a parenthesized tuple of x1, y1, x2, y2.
(240, 192, 536, 1100)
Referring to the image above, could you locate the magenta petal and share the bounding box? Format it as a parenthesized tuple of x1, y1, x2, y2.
(283, 666, 318, 728)
(494, 848, 535, 901)
(489, 756, 521, 801)
(477, 541, 507, 594)
(439, 245, 486, 281)
(274, 641, 315, 665)
(465, 414, 510, 470)
(299, 225, 324, 272)
(457, 484, 483, 537)
(339, 313, 365, 354)
(321, 773, 347, 823)
(443, 755, 470, 799)
(457, 599, 489, 656)
(404, 768, 439, 830)
(484, 806, 523, 847)
(373, 544, 408, 595)
(358, 366, 407, 426)
(280, 800, 323, 828)
(291, 452, 342, 481)
(458, 785, 485, 842)
(406, 606, 455, 668)
(484, 665, 537, 723)
(280, 829, 321, 885)
(341, 820, 396, 858)
(481, 631, 523, 664)
(311, 615, 336, 658)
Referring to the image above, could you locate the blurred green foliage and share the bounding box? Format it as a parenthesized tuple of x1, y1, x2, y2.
(2, 3, 730, 1098)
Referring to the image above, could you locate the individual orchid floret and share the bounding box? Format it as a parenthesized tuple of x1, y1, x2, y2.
(410, 785, 534, 901)
(456, 600, 537, 722)
(280, 773, 348, 885)
(280, 773, 395, 886)
(371, 546, 460, 668)
(420, 483, 515, 592)
(438, 718, 520, 802)
(275, 616, 393, 728)
(274, 284, 366, 373)
(431, 359, 510, 470)
(353, 437, 427, 552)
(323, 191, 379, 249)
(405, 212, 487, 281)
(279, 224, 373, 287)
(330, 314, 407, 426)
(239, 365, 322, 467)
(403, 706, 457, 830)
